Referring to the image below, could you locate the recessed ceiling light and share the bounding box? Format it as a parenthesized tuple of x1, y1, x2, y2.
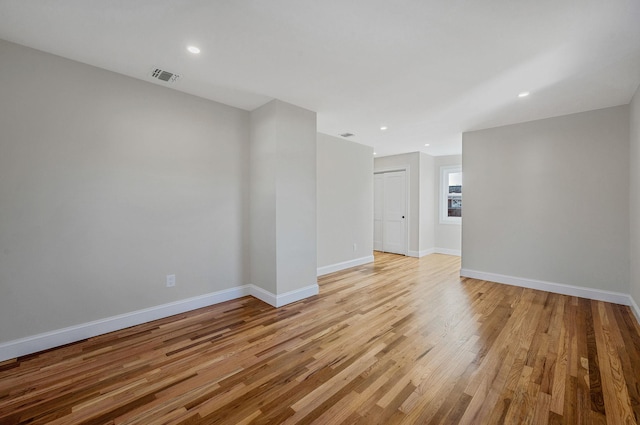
(380, 126, 388, 131)
(187, 46, 201, 54)
(518, 91, 530, 98)
(424, 144, 430, 147)
(373, 152, 377, 155)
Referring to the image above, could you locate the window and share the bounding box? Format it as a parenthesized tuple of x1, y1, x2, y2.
(440, 165, 462, 224)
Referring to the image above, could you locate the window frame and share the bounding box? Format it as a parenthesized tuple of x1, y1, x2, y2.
(440, 165, 462, 225)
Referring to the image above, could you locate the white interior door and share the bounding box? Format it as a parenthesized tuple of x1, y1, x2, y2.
(382, 171, 406, 254)
(374, 170, 407, 255)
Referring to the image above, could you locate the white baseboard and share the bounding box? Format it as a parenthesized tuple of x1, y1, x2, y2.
(317, 255, 374, 276)
(460, 268, 632, 306)
(630, 295, 640, 325)
(267, 284, 319, 307)
(0, 286, 251, 363)
(407, 248, 461, 258)
(248, 284, 278, 307)
(434, 248, 461, 256)
(407, 249, 435, 258)
(0, 282, 320, 363)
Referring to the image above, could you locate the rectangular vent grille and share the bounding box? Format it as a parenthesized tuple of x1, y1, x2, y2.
(150, 68, 181, 83)
(340, 133, 355, 138)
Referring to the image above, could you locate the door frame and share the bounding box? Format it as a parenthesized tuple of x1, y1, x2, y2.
(373, 165, 410, 256)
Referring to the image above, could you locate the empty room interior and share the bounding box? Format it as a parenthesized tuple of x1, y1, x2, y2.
(1, 1, 640, 424)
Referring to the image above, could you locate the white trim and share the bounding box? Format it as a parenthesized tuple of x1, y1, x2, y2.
(0, 282, 320, 362)
(434, 248, 461, 256)
(407, 248, 460, 257)
(317, 255, 374, 276)
(247, 284, 278, 307)
(0, 286, 251, 362)
(460, 269, 632, 306)
(269, 284, 319, 307)
(630, 295, 640, 325)
(407, 249, 435, 258)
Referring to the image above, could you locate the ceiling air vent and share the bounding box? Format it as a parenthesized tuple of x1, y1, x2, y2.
(340, 132, 355, 138)
(150, 68, 181, 83)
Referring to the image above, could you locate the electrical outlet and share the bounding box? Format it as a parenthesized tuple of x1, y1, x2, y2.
(353, 243, 357, 252)
(166, 274, 176, 287)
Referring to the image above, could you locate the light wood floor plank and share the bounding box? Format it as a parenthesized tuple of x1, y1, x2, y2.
(1, 252, 639, 424)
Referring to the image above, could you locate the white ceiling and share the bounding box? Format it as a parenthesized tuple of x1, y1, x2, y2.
(0, 0, 639, 156)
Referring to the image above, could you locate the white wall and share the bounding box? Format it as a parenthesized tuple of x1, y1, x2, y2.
(435, 155, 462, 254)
(317, 134, 373, 274)
(249, 102, 278, 293)
(462, 106, 630, 293)
(250, 100, 317, 295)
(274, 102, 317, 294)
(419, 154, 436, 254)
(0, 39, 250, 343)
(630, 85, 640, 309)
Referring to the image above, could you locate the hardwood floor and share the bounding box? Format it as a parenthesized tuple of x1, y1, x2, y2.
(1, 252, 639, 424)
